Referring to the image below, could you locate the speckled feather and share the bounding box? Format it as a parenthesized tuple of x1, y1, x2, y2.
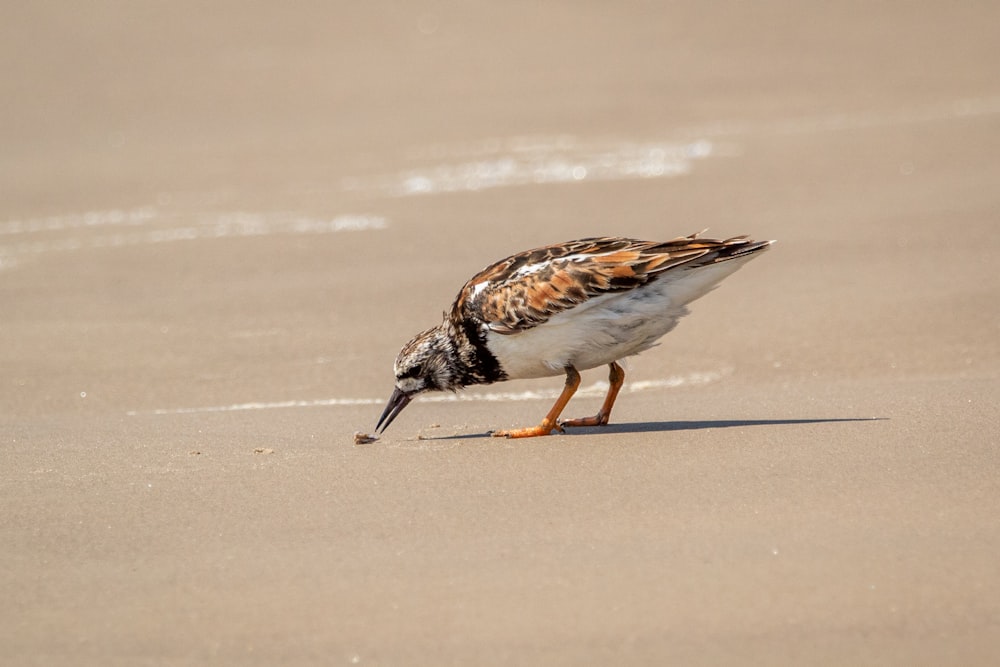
(452, 232, 764, 335)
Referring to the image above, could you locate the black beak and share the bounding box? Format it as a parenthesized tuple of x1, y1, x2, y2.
(375, 388, 412, 434)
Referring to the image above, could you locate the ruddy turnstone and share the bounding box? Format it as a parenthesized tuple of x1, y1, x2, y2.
(375, 231, 773, 438)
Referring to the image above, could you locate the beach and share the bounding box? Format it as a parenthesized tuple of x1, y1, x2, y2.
(3, 2, 999, 664)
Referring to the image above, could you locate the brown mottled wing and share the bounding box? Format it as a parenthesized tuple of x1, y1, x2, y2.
(452, 232, 764, 334)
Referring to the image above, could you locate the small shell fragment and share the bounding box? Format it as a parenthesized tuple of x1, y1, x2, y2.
(354, 432, 378, 445)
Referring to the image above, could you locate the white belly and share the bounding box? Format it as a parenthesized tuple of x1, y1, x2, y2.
(484, 256, 753, 379)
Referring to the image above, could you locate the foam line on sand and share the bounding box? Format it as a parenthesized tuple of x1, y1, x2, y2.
(126, 369, 730, 416)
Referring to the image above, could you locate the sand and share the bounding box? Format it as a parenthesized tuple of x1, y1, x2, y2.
(3, 2, 999, 665)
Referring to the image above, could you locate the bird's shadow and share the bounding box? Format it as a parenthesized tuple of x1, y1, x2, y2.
(416, 417, 888, 441)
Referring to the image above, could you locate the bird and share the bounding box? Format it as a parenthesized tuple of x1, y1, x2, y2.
(375, 231, 773, 438)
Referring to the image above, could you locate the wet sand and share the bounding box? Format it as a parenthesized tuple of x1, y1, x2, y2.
(3, 3, 1000, 665)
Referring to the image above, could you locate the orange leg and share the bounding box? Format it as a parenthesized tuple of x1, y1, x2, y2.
(559, 361, 625, 428)
(491, 366, 581, 438)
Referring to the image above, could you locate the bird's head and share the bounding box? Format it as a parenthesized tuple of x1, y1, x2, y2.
(375, 325, 459, 434)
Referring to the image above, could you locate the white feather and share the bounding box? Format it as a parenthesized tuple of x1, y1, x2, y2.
(471, 281, 490, 298)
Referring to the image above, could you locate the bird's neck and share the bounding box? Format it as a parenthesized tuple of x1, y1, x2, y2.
(444, 316, 507, 387)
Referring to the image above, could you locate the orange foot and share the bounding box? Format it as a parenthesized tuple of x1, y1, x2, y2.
(490, 421, 564, 439)
(491, 365, 582, 439)
(558, 412, 611, 428)
(559, 361, 624, 429)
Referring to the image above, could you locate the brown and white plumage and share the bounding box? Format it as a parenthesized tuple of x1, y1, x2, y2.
(376, 231, 773, 438)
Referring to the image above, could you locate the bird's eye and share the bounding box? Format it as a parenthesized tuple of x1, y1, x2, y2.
(399, 364, 423, 380)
